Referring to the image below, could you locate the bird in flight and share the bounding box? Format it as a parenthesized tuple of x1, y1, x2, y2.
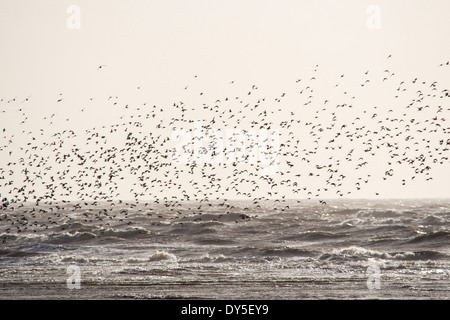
(21, 96, 32, 103)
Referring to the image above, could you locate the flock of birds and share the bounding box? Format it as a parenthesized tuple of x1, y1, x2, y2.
(0, 57, 450, 235)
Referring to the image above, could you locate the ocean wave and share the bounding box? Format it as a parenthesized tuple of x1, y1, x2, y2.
(0, 248, 40, 258)
(46, 231, 97, 244)
(125, 257, 152, 263)
(166, 225, 217, 236)
(183, 254, 234, 263)
(149, 251, 177, 262)
(16, 243, 72, 252)
(357, 210, 403, 218)
(404, 230, 450, 245)
(0, 232, 47, 244)
(98, 227, 150, 239)
(330, 208, 362, 215)
(390, 250, 449, 261)
(319, 246, 448, 262)
(418, 216, 443, 225)
(193, 237, 236, 245)
(181, 213, 252, 223)
(0, 243, 72, 259)
(367, 225, 412, 232)
(279, 231, 348, 242)
(213, 245, 317, 259)
(60, 256, 89, 264)
(57, 221, 96, 232)
(257, 246, 317, 257)
(320, 246, 387, 261)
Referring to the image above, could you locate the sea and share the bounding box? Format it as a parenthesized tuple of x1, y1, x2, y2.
(0, 199, 449, 299)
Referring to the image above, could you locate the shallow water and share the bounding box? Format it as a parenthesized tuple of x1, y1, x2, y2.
(0, 199, 449, 299)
